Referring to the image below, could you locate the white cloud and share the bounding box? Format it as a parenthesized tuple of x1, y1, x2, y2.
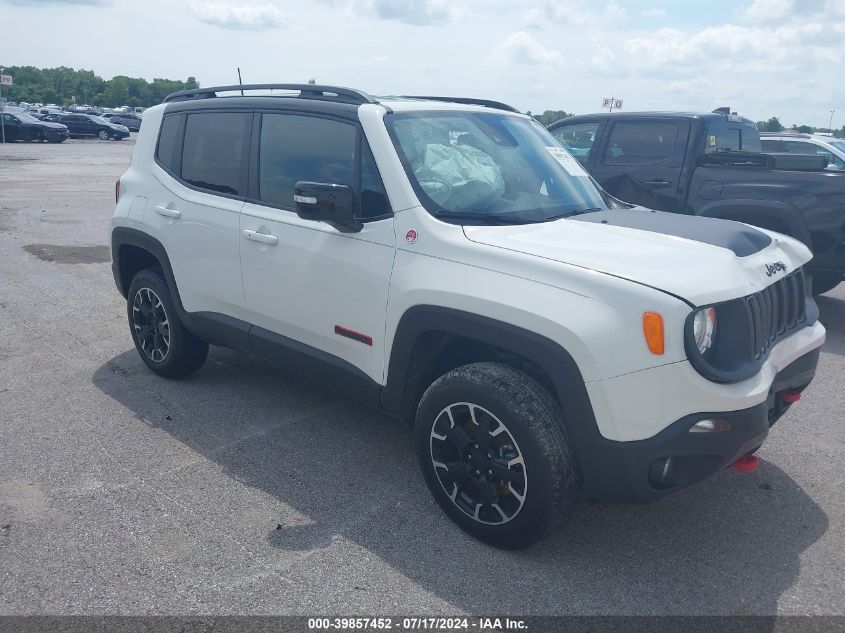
(740, 0, 795, 23)
(191, 2, 289, 30)
(640, 8, 666, 18)
(493, 31, 563, 66)
(528, 0, 626, 27)
(328, 0, 469, 25)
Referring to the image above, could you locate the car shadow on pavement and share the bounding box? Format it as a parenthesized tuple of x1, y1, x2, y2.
(817, 293, 845, 356)
(93, 348, 829, 616)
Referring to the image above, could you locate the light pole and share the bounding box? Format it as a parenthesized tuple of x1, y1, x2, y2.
(829, 110, 836, 133)
(1, 66, 5, 144)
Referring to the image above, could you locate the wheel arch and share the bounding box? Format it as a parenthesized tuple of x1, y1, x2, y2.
(111, 227, 187, 316)
(382, 306, 596, 427)
(383, 305, 612, 495)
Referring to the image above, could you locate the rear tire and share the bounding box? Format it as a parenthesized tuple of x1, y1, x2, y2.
(127, 268, 208, 378)
(414, 362, 581, 549)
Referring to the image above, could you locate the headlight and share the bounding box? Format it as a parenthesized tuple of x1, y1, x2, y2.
(692, 307, 717, 354)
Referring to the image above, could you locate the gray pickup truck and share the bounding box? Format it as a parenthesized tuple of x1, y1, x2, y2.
(549, 110, 845, 294)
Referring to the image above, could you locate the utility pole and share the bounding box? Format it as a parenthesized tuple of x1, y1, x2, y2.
(829, 110, 836, 133)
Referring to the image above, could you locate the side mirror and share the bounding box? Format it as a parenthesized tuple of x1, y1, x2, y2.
(294, 181, 361, 233)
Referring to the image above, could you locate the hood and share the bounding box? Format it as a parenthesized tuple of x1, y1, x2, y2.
(40, 121, 67, 130)
(463, 208, 813, 306)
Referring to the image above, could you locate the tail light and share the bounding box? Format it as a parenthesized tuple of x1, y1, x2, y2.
(115, 179, 121, 204)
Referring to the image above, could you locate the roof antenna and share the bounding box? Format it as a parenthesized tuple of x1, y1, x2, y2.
(237, 68, 244, 95)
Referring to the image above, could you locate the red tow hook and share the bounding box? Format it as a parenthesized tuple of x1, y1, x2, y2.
(731, 453, 760, 473)
(780, 389, 801, 404)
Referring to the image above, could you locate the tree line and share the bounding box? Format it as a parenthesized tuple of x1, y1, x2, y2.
(0, 66, 199, 108)
(755, 117, 844, 137)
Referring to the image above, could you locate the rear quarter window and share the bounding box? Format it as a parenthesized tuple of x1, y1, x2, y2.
(155, 114, 183, 176)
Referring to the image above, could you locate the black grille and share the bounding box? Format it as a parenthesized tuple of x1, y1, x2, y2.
(744, 269, 807, 360)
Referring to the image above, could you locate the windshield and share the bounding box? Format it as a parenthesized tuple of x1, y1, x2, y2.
(386, 111, 608, 223)
(89, 115, 110, 125)
(829, 140, 845, 153)
(16, 112, 40, 123)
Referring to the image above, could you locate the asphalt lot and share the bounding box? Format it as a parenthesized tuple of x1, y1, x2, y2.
(0, 138, 843, 616)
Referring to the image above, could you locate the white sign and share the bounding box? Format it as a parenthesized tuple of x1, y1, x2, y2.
(545, 146, 590, 178)
(602, 97, 622, 109)
(0, 75, 12, 86)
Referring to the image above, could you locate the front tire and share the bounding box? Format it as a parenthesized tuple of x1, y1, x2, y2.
(415, 362, 581, 549)
(97, 129, 110, 140)
(127, 268, 208, 378)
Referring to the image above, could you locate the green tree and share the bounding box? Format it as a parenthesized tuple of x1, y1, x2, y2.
(0, 65, 199, 108)
(529, 110, 573, 126)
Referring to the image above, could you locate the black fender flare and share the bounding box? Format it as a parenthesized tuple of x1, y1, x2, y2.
(382, 305, 618, 496)
(694, 199, 813, 250)
(110, 226, 189, 319)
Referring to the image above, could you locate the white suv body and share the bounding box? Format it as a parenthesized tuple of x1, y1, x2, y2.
(111, 85, 825, 548)
(761, 133, 845, 171)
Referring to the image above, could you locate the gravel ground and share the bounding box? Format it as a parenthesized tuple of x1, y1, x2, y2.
(0, 138, 843, 616)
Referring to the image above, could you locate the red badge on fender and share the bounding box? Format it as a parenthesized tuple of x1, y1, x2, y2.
(406, 229, 418, 244)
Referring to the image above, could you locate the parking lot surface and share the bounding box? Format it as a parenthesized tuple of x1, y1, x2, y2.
(0, 139, 843, 616)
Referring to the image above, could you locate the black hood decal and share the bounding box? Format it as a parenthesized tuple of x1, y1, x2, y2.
(573, 208, 772, 257)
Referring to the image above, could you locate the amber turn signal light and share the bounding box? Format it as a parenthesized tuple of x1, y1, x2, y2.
(643, 312, 665, 355)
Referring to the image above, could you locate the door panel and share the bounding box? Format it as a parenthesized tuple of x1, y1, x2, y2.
(144, 110, 252, 319)
(148, 170, 246, 317)
(590, 119, 690, 212)
(240, 205, 394, 383)
(238, 111, 395, 383)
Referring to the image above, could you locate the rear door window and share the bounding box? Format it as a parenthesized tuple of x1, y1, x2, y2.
(181, 112, 250, 196)
(604, 121, 679, 165)
(705, 119, 761, 152)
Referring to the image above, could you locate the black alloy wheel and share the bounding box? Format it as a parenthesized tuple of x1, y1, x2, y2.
(430, 402, 527, 525)
(132, 287, 171, 363)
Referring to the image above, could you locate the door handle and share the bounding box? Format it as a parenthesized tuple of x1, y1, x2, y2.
(242, 229, 278, 246)
(644, 180, 671, 189)
(155, 205, 182, 219)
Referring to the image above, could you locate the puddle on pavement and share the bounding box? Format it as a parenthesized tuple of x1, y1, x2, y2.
(23, 243, 110, 264)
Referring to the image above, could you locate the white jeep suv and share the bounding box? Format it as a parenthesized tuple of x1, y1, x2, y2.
(111, 84, 826, 549)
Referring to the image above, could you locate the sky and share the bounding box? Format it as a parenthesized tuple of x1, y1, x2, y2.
(0, 0, 843, 128)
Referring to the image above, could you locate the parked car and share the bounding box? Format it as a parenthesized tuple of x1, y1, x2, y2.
(102, 112, 142, 132)
(548, 110, 845, 295)
(1, 111, 69, 143)
(761, 132, 845, 171)
(42, 113, 129, 140)
(110, 84, 825, 549)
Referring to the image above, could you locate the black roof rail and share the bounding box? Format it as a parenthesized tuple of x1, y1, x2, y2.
(163, 83, 380, 105)
(400, 95, 520, 113)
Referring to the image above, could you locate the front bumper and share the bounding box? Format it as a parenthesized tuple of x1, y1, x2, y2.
(580, 347, 820, 504)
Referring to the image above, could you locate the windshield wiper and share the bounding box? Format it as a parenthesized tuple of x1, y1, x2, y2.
(554, 207, 603, 219)
(435, 211, 529, 225)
